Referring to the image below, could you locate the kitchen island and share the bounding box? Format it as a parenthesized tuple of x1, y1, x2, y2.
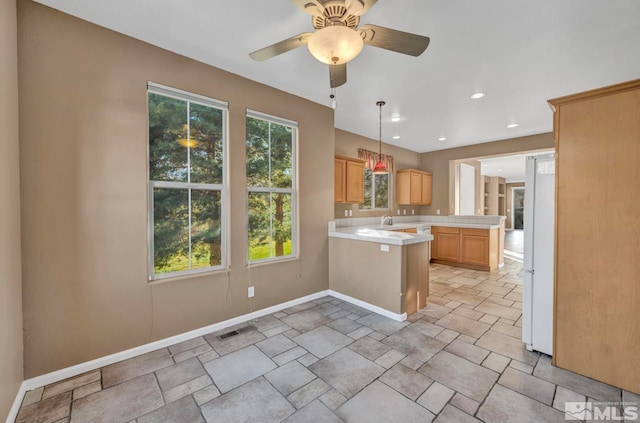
(328, 221, 433, 321)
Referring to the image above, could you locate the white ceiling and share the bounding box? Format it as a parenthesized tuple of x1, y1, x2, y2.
(479, 150, 553, 183)
(33, 0, 640, 153)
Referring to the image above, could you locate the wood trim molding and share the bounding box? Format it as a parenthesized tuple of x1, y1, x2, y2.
(548, 78, 640, 108)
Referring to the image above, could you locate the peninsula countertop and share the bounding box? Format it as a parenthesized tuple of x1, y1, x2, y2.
(328, 215, 505, 245)
(328, 223, 433, 246)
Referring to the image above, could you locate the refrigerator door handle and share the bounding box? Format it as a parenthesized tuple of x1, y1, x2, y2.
(524, 269, 535, 274)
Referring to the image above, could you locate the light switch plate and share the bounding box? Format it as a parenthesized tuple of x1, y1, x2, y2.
(380, 245, 390, 252)
(248, 287, 255, 298)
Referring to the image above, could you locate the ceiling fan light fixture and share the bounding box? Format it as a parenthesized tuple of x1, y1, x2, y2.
(307, 25, 364, 65)
(177, 138, 200, 148)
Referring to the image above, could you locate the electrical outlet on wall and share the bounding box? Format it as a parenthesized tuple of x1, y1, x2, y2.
(349, 210, 352, 216)
(344, 210, 348, 217)
(248, 287, 255, 298)
(403, 209, 406, 215)
(436, 209, 441, 215)
(397, 209, 400, 215)
(412, 209, 415, 215)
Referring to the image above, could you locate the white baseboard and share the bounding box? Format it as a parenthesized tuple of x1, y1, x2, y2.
(5, 382, 27, 423)
(15, 290, 330, 396)
(328, 290, 407, 322)
(7, 287, 403, 421)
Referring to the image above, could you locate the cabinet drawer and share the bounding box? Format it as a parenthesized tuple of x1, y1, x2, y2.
(436, 226, 459, 234)
(461, 228, 488, 237)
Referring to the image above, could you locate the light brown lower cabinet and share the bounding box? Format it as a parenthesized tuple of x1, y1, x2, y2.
(431, 226, 499, 271)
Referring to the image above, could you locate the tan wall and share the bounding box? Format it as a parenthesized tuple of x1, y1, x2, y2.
(329, 237, 404, 314)
(0, 0, 23, 418)
(18, 2, 334, 378)
(506, 182, 525, 229)
(420, 133, 554, 215)
(334, 129, 423, 218)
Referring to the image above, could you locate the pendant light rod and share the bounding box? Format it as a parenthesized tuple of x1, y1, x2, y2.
(373, 100, 388, 174)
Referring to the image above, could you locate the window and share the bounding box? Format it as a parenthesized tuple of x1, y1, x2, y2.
(246, 111, 297, 263)
(147, 83, 227, 279)
(360, 169, 390, 210)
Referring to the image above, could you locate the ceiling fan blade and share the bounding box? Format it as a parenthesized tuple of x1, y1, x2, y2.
(249, 33, 313, 61)
(359, 24, 430, 56)
(290, 0, 325, 17)
(346, 0, 377, 16)
(329, 63, 347, 88)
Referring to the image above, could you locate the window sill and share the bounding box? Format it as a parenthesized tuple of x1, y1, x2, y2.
(148, 267, 229, 285)
(247, 256, 299, 268)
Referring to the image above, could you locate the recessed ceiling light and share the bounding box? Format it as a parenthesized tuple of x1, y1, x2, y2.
(438, 137, 447, 141)
(392, 135, 400, 140)
(470, 92, 486, 99)
(391, 116, 401, 122)
(506, 123, 519, 129)
(497, 169, 503, 172)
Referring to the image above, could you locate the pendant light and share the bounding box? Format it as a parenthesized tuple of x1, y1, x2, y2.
(372, 101, 388, 174)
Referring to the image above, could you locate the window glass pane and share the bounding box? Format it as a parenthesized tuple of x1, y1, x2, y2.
(270, 123, 293, 188)
(272, 193, 293, 257)
(149, 93, 188, 182)
(246, 117, 270, 187)
(374, 173, 389, 208)
(153, 188, 189, 274)
(248, 192, 271, 261)
(191, 190, 222, 269)
(190, 103, 224, 184)
(360, 169, 372, 210)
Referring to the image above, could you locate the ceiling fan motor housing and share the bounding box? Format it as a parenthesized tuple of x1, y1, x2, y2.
(312, 1, 360, 30)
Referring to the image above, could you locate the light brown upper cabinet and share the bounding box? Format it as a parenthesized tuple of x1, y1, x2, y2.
(397, 169, 432, 205)
(334, 155, 365, 203)
(549, 79, 640, 394)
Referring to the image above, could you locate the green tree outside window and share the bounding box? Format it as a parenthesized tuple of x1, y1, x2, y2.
(148, 87, 226, 278)
(246, 115, 296, 262)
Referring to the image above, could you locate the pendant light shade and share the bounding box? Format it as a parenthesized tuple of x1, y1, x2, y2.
(372, 100, 388, 174)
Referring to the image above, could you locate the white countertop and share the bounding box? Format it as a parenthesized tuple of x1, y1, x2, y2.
(329, 223, 433, 246)
(328, 217, 502, 245)
(426, 222, 500, 230)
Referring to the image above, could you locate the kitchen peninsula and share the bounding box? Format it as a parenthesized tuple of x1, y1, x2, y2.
(328, 215, 505, 321)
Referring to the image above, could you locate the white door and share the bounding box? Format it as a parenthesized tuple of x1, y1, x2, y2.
(523, 154, 555, 355)
(459, 163, 475, 215)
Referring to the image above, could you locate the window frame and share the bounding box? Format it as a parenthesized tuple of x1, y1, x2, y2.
(147, 82, 228, 281)
(360, 168, 392, 211)
(245, 109, 298, 265)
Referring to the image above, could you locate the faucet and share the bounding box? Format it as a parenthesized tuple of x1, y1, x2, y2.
(381, 215, 393, 226)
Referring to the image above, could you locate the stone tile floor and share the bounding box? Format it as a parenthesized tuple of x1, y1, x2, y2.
(15, 258, 640, 422)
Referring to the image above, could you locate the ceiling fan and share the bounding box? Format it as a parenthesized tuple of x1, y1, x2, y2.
(249, 0, 430, 88)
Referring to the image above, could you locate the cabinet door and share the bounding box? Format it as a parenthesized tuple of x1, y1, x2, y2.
(437, 233, 460, 262)
(461, 234, 489, 266)
(334, 158, 346, 202)
(421, 173, 432, 205)
(345, 160, 365, 203)
(410, 172, 422, 204)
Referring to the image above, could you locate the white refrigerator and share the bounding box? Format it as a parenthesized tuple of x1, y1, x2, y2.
(522, 154, 555, 355)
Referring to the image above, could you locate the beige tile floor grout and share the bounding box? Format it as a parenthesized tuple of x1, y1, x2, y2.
(14, 257, 639, 423)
